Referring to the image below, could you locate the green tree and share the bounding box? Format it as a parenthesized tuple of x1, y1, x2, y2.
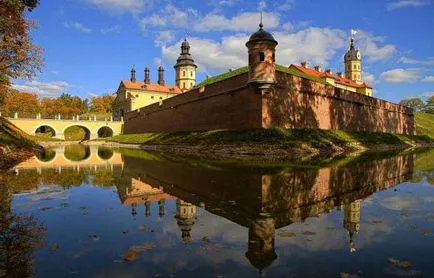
(424, 96, 434, 114)
(0, 0, 42, 106)
(399, 98, 425, 111)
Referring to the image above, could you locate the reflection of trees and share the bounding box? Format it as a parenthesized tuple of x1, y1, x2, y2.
(0, 177, 45, 278)
(64, 145, 91, 161)
(92, 168, 116, 187)
(36, 148, 56, 162)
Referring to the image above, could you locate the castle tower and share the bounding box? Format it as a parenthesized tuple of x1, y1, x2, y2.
(343, 200, 361, 253)
(174, 39, 197, 92)
(130, 66, 136, 82)
(245, 17, 278, 89)
(344, 37, 363, 85)
(245, 214, 277, 275)
(175, 199, 196, 243)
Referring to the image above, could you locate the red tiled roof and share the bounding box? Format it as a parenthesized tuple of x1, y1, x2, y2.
(122, 81, 181, 94)
(291, 65, 372, 89)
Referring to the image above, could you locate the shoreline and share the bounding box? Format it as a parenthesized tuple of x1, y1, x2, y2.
(83, 140, 434, 161)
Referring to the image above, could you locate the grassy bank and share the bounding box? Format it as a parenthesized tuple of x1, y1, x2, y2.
(415, 112, 434, 138)
(94, 128, 433, 160)
(0, 117, 43, 170)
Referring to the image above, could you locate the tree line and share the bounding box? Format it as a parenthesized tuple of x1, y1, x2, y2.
(399, 96, 434, 114)
(0, 89, 115, 118)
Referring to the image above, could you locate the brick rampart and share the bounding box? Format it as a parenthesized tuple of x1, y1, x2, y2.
(123, 70, 414, 135)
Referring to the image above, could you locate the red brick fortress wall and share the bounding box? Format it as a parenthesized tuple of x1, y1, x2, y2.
(262, 71, 414, 134)
(123, 73, 263, 134)
(123, 70, 415, 135)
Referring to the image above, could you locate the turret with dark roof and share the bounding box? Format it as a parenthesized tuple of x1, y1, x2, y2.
(174, 39, 197, 69)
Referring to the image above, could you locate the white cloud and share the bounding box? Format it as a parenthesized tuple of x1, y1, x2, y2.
(422, 76, 434, 82)
(363, 71, 377, 85)
(196, 12, 279, 32)
(82, 0, 155, 14)
(400, 56, 434, 65)
(12, 80, 70, 97)
(380, 68, 420, 83)
(162, 27, 346, 73)
(354, 31, 396, 62)
(155, 31, 175, 47)
(258, 0, 267, 11)
(278, 0, 296, 11)
(210, 0, 240, 6)
(386, 0, 432, 11)
(140, 4, 279, 33)
(64, 21, 92, 33)
(101, 25, 121, 35)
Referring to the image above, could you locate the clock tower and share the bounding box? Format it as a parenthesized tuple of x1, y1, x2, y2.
(344, 37, 363, 85)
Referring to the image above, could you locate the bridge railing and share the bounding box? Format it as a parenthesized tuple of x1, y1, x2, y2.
(0, 112, 123, 122)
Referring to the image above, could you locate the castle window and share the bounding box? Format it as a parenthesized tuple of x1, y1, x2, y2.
(190, 83, 193, 87)
(151, 96, 154, 99)
(183, 71, 186, 77)
(160, 97, 162, 100)
(272, 52, 275, 63)
(190, 71, 193, 77)
(259, 52, 265, 62)
(353, 64, 356, 69)
(249, 54, 252, 64)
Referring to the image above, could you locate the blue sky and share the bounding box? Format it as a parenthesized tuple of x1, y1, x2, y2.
(12, 0, 434, 103)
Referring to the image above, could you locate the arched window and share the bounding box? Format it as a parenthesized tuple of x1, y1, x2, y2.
(190, 82, 193, 87)
(183, 71, 186, 77)
(190, 71, 193, 77)
(353, 64, 356, 69)
(259, 52, 265, 62)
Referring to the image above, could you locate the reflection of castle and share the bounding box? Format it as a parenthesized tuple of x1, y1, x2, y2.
(120, 150, 415, 273)
(343, 200, 361, 253)
(175, 199, 197, 244)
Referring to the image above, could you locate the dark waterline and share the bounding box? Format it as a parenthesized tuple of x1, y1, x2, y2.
(1, 145, 434, 278)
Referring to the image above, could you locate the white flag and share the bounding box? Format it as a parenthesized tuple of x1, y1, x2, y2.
(351, 29, 358, 36)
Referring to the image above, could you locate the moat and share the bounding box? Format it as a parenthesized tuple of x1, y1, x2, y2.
(1, 145, 434, 278)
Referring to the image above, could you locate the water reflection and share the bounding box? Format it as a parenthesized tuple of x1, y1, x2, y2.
(2, 147, 434, 277)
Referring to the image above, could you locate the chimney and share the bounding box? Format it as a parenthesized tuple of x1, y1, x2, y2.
(144, 67, 150, 84)
(337, 72, 344, 78)
(130, 66, 136, 82)
(325, 69, 332, 75)
(158, 66, 165, 86)
(314, 65, 321, 72)
(301, 61, 309, 68)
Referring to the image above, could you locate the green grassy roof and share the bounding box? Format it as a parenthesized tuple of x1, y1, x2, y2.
(195, 64, 328, 88)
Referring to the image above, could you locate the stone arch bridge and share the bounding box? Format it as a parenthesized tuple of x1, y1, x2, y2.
(8, 117, 123, 140)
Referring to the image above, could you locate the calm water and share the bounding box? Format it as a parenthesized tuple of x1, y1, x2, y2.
(1, 145, 434, 278)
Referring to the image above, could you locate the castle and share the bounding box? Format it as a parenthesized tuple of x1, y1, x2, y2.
(112, 39, 197, 119)
(119, 21, 414, 135)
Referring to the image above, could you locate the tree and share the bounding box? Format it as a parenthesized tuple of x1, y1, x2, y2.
(1, 88, 39, 116)
(0, 0, 42, 106)
(40, 93, 87, 117)
(399, 98, 425, 112)
(90, 94, 115, 114)
(424, 96, 434, 114)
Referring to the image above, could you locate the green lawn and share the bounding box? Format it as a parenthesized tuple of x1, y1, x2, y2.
(415, 112, 434, 138)
(95, 128, 433, 149)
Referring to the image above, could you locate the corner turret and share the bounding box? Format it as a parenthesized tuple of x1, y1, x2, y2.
(174, 39, 197, 92)
(246, 16, 278, 89)
(344, 36, 363, 85)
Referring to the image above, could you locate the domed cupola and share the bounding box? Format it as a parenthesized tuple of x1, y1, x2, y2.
(174, 39, 197, 92)
(344, 38, 361, 62)
(245, 18, 278, 89)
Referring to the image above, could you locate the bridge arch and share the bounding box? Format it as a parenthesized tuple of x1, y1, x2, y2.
(63, 124, 92, 141)
(34, 125, 57, 138)
(97, 125, 114, 138)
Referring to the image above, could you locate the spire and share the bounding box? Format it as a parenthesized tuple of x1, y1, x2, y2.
(350, 37, 355, 50)
(130, 65, 136, 82)
(259, 11, 263, 29)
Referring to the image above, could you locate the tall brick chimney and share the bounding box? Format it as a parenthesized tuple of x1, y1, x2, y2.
(130, 66, 136, 82)
(325, 69, 333, 74)
(158, 66, 165, 86)
(144, 67, 150, 84)
(314, 65, 321, 72)
(301, 61, 309, 68)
